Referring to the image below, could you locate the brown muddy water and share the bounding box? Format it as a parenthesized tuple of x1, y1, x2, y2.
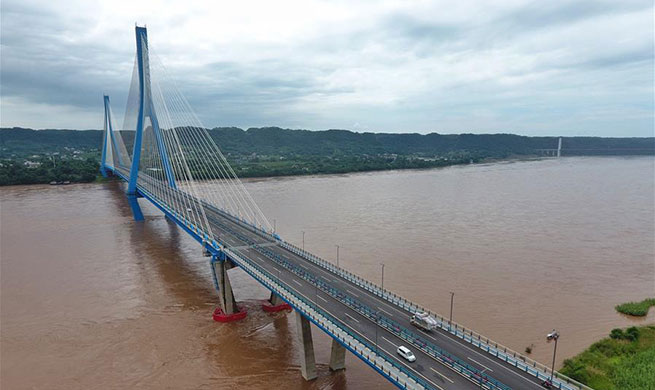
(1, 157, 654, 389)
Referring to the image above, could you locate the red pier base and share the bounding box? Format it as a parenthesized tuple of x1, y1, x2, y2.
(261, 300, 292, 313)
(212, 306, 248, 322)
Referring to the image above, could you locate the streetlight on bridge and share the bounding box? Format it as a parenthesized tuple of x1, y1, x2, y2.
(449, 291, 455, 331)
(543, 329, 560, 389)
(302, 230, 305, 251)
(335, 245, 340, 268)
(380, 263, 385, 289)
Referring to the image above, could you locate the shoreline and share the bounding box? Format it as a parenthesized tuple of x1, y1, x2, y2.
(1, 155, 653, 188)
(0, 155, 556, 188)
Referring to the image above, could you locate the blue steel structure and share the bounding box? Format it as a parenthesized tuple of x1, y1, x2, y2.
(129, 26, 176, 195)
(99, 26, 593, 390)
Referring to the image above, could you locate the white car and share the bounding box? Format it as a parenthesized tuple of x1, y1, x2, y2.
(397, 346, 416, 362)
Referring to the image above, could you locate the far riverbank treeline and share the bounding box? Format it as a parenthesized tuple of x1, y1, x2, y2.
(1, 127, 653, 186)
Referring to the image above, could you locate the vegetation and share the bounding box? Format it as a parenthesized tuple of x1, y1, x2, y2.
(1, 127, 653, 186)
(615, 298, 655, 317)
(560, 325, 655, 390)
(0, 157, 100, 186)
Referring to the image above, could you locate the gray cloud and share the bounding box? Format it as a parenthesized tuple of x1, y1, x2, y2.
(1, 0, 653, 136)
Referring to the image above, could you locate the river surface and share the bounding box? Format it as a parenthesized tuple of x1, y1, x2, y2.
(2, 157, 654, 390)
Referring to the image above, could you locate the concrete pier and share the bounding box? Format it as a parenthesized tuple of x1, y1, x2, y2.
(212, 259, 237, 314)
(269, 291, 284, 306)
(329, 338, 346, 371)
(295, 311, 317, 380)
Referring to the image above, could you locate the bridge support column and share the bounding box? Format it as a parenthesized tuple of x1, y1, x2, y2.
(127, 193, 144, 221)
(295, 312, 317, 380)
(329, 338, 346, 371)
(270, 292, 283, 306)
(211, 255, 246, 322)
(213, 258, 237, 314)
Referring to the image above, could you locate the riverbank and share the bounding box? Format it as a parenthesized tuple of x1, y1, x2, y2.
(560, 325, 655, 390)
(0, 153, 489, 186)
(0, 154, 559, 186)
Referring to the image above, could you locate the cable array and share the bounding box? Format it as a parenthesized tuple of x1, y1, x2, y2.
(109, 34, 273, 238)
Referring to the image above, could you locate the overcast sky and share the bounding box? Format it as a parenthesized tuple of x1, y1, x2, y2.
(1, 0, 653, 136)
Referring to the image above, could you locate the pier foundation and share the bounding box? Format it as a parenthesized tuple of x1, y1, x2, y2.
(261, 291, 292, 312)
(211, 257, 246, 321)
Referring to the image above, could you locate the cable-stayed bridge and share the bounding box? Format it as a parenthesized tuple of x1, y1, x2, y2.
(100, 26, 592, 390)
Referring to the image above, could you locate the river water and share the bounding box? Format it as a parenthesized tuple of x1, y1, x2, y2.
(2, 157, 654, 389)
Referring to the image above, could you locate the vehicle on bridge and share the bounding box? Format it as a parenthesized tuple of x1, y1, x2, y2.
(396, 346, 416, 362)
(410, 311, 438, 331)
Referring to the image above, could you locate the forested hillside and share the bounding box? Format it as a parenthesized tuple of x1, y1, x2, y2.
(2, 127, 653, 158)
(1, 127, 653, 185)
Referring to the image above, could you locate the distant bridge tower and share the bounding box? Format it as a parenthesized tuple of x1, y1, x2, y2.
(557, 137, 562, 158)
(100, 95, 114, 177)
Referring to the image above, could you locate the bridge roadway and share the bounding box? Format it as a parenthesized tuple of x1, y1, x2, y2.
(197, 204, 549, 390)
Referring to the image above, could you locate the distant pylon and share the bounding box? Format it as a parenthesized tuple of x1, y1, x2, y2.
(100, 94, 114, 176)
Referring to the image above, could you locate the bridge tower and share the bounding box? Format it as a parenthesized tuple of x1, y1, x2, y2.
(125, 25, 178, 221)
(100, 95, 114, 177)
(128, 26, 177, 195)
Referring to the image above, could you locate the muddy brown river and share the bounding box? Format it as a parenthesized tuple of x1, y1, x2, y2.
(2, 157, 654, 389)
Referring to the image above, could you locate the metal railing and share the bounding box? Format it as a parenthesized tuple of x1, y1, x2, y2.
(223, 247, 433, 390)
(210, 218, 510, 390)
(276, 240, 593, 390)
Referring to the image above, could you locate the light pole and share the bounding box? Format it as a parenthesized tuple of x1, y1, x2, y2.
(336, 245, 340, 268)
(449, 292, 455, 330)
(381, 263, 385, 289)
(302, 230, 305, 251)
(273, 219, 276, 233)
(545, 329, 560, 388)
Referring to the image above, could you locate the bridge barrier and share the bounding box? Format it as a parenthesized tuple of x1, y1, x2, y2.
(222, 247, 432, 390)
(275, 240, 593, 390)
(210, 218, 511, 389)
(165, 199, 590, 390)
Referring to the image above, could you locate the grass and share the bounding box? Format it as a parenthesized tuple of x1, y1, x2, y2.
(615, 298, 655, 316)
(559, 325, 655, 390)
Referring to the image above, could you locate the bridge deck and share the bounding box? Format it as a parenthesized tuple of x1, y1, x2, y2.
(110, 169, 561, 390)
(201, 203, 549, 390)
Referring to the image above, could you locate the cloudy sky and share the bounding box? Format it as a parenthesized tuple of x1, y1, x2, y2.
(1, 0, 653, 136)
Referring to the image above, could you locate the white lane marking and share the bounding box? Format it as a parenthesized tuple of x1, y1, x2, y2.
(437, 332, 544, 388)
(381, 336, 397, 348)
(247, 267, 449, 390)
(321, 275, 336, 283)
(227, 230, 538, 388)
(317, 295, 328, 303)
(376, 307, 392, 316)
(468, 357, 493, 372)
(430, 367, 455, 383)
(345, 289, 360, 297)
(418, 328, 439, 342)
(345, 313, 360, 323)
(376, 345, 445, 390)
(292, 279, 303, 287)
